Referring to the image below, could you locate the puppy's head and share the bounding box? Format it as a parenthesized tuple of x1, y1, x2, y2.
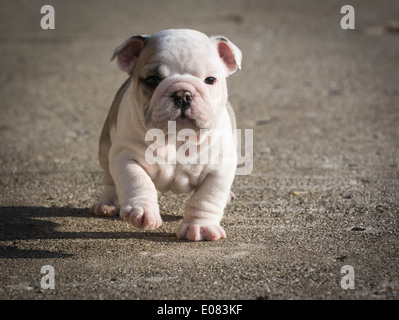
(111, 29, 242, 132)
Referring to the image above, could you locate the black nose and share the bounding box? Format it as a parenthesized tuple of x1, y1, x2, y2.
(173, 90, 192, 113)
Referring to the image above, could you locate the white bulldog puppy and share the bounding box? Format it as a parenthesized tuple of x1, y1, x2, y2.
(90, 29, 242, 241)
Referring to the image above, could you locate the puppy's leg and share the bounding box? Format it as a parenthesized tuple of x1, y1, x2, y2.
(91, 124, 120, 216)
(177, 172, 234, 241)
(110, 155, 162, 230)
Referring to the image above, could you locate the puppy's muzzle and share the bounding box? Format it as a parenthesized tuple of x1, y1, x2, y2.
(172, 90, 192, 119)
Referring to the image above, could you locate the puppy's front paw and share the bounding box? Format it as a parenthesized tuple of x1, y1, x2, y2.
(177, 221, 226, 241)
(120, 198, 162, 230)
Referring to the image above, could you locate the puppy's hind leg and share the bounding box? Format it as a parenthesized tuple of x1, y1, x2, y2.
(90, 111, 119, 217)
(91, 77, 132, 217)
(90, 184, 119, 216)
(90, 151, 120, 216)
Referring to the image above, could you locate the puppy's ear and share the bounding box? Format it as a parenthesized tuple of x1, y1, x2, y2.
(110, 35, 149, 73)
(211, 35, 242, 75)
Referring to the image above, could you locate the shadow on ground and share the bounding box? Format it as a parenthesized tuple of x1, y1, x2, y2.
(0, 206, 181, 259)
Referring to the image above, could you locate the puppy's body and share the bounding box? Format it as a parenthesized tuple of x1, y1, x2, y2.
(91, 29, 242, 241)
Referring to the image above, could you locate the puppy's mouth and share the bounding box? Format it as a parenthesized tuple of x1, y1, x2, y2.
(172, 90, 192, 118)
(170, 89, 200, 128)
(177, 112, 197, 126)
(180, 111, 187, 120)
(147, 76, 217, 132)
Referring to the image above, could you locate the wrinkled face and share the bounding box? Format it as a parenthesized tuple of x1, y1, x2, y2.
(133, 32, 228, 132)
(111, 29, 242, 133)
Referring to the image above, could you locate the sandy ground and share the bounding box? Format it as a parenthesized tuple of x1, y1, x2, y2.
(0, 0, 398, 300)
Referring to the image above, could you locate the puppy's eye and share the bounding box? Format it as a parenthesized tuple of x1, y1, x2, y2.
(204, 77, 217, 85)
(144, 76, 161, 88)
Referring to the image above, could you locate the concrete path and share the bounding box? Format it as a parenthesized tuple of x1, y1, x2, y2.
(0, 0, 398, 300)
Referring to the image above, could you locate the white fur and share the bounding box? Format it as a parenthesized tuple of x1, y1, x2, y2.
(91, 29, 241, 241)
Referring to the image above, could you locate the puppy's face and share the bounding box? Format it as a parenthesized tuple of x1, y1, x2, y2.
(111, 29, 242, 133)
